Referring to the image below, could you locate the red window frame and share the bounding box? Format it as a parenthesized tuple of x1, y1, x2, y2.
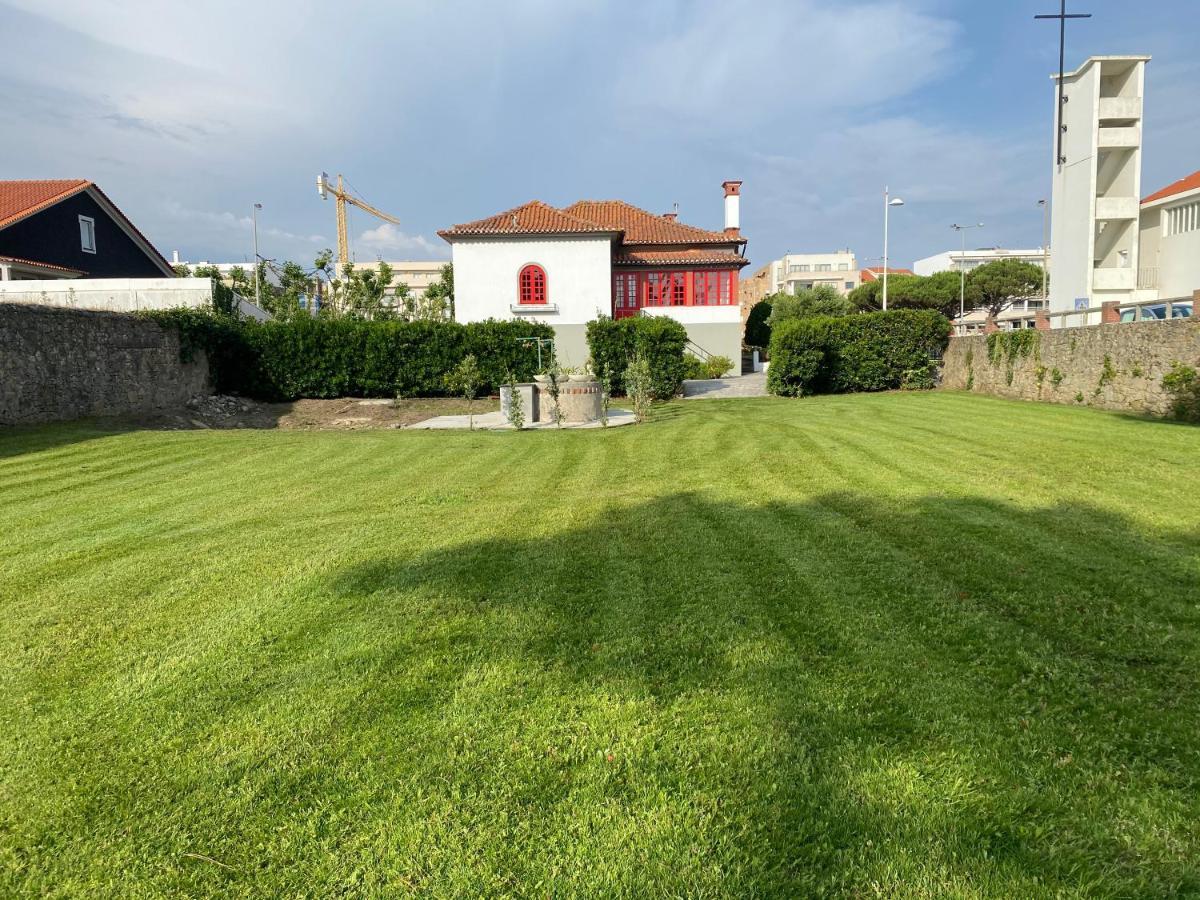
(611, 269, 738, 314)
(518, 264, 547, 305)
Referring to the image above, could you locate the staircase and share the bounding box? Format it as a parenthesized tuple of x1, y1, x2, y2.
(741, 349, 756, 375)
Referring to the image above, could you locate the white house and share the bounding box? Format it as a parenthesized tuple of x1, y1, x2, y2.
(439, 182, 749, 370)
(1138, 169, 1200, 305)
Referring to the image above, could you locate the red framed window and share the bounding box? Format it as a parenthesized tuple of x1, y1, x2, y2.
(518, 264, 547, 305)
(613, 272, 638, 317)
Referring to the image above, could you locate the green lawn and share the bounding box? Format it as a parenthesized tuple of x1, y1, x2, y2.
(2, 393, 1199, 897)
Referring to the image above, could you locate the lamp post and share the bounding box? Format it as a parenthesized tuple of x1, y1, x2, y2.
(252, 202, 263, 309)
(950, 222, 984, 322)
(881, 187, 905, 311)
(1038, 199, 1049, 301)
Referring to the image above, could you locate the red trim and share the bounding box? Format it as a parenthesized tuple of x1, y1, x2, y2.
(611, 268, 739, 316)
(518, 263, 547, 305)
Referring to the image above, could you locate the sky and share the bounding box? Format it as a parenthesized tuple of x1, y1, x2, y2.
(3, 0, 1197, 273)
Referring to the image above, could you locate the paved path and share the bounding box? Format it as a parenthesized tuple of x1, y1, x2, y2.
(682, 371, 769, 399)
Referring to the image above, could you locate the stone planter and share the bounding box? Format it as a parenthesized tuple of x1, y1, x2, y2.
(534, 380, 602, 424)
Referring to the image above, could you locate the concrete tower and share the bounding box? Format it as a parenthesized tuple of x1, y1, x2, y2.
(1048, 55, 1151, 318)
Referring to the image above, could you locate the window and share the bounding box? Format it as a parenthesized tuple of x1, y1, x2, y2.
(797, 264, 810, 272)
(815, 263, 832, 272)
(845, 282, 855, 291)
(837, 263, 849, 271)
(518, 264, 546, 304)
(613, 272, 637, 312)
(79, 215, 96, 254)
(1166, 200, 1200, 236)
(788, 264, 801, 273)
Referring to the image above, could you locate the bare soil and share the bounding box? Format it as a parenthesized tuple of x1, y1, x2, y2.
(128, 396, 500, 431)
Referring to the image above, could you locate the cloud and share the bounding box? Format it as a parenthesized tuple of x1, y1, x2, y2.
(616, 0, 961, 125)
(355, 224, 448, 260)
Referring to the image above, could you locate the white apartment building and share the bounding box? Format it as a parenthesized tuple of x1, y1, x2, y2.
(913, 247, 1048, 277)
(767, 250, 859, 296)
(335, 260, 447, 300)
(1048, 55, 1151, 317)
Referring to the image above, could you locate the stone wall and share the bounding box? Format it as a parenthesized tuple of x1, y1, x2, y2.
(941, 319, 1200, 416)
(0, 303, 209, 425)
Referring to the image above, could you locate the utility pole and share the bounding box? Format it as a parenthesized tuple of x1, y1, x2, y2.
(252, 202, 262, 309)
(1038, 199, 1050, 300)
(881, 186, 905, 311)
(950, 222, 984, 321)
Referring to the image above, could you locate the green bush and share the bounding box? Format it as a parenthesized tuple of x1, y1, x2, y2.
(744, 299, 772, 349)
(767, 309, 952, 397)
(703, 355, 735, 378)
(144, 311, 551, 400)
(587, 316, 687, 399)
(682, 354, 708, 381)
(1162, 364, 1200, 422)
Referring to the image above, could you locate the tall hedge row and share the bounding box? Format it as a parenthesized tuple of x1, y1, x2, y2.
(586, 316, 688, 399)
(766, 309, 951, 397)
(140, 310, 553, 400)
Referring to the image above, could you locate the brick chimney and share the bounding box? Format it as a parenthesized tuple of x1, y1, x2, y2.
(722, 180, 742, 236)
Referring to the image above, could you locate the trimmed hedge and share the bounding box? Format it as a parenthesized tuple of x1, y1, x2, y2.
(140, 311, 552, 400)
(586, 316, 688, 399)
(767, 309, 951, 397)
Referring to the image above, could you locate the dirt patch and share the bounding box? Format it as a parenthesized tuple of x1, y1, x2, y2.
(128, 396, 501, 431)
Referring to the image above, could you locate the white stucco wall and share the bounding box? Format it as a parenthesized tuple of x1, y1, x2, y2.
(0, 278, 270, 320)
(452, 236, 614, 326)
(642, 305, 743, 372)
(1157, 226, 1200, 301)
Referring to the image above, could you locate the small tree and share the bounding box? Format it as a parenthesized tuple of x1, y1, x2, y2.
(423, 263, 454, 320)
(766, 285, 851, 326)
(744, 298, 772, 348)
(505, 373, 525, 430)
(446, 354, 482, 430)
(967, 259, 1044, 318)
(624, 353, 653, 424)
(599, 374, 612, 427)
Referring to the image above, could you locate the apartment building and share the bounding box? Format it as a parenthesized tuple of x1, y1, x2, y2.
(767, 250, 859, 296)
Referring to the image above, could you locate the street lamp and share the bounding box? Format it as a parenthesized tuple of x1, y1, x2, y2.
(251, 202, 263, 309)
(950, 222, 984, 321)
(882, 187, 905, 311)
(1037, 199, 1049, 301)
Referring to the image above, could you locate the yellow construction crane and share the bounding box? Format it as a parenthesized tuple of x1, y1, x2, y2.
(316, 172, 400, 267)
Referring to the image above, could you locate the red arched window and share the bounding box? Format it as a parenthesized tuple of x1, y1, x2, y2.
(518, 264, 547, 305)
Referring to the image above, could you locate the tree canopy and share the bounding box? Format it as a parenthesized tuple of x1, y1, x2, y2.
(966, 259, 1045, 317)
(766, 284, 851, 327)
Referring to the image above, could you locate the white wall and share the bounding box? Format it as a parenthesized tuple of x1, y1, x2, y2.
(0, 277, 271, 320)
(452, 236, 613, 326)
(641, 305, 743, 372)
(1158, 225, 1200, 301)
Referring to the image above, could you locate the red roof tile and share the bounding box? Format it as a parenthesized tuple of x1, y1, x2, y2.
(0, 179, 90, 230)
(437, 200, 618, 238)
(1142, 169, 1200, 205)
(861, 267, 913, 282)
(564, 200, 737, 245)
(0, 255, 85, 275)
(614, 248, 748, 267)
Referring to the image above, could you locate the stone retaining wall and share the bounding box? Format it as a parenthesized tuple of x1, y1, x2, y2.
(941, 319, 1200, 416)
(0, 303, 209, 425)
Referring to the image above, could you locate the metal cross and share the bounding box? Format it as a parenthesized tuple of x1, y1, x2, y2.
(1036, 0, 1092, 165)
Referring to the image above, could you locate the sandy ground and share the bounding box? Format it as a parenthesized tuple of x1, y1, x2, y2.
(128, 396, 501, 431)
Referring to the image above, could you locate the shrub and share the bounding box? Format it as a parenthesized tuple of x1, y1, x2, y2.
(586, 316, 687, 399)
(145, 311, 551, 400)
(766, 309, 952, 397)
(682, 354, 708, 380)
(624, 353, 654, 423)
(744, 299, 772, 349)
(1162, 364, 1200, 422)
(900, 364, 937, 390)
(703, 355, 735, 379)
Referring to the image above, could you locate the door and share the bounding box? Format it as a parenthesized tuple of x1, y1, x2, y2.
(613, 272, 639, 319)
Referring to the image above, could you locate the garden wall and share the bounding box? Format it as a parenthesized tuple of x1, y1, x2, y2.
(941, 319, 1200, 416)
(0, 303, 209, 425)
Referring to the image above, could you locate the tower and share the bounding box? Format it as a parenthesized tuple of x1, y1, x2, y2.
(1048, 55, 1150, 316)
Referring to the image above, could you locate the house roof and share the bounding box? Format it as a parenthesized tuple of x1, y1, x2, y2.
(1142, 169, 1200, 205)
(0, 179, 90, 230)
(437, 200, 618, 238)
(0, 255, 85, 276)
(861, 267, 914, 282)
(0, 179, 175, 276)
(614, 248, 749, 267)
(564, 200, 738, 245)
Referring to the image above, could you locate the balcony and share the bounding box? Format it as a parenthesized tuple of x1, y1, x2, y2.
(1094, 196, 1139, 220)
(1092, 267, 1135, 290)
(1098, 97, 1142, 122)
(1097, 126, 1139, 149)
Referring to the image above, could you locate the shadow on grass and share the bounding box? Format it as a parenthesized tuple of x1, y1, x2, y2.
(317, 491, 1200, 895)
